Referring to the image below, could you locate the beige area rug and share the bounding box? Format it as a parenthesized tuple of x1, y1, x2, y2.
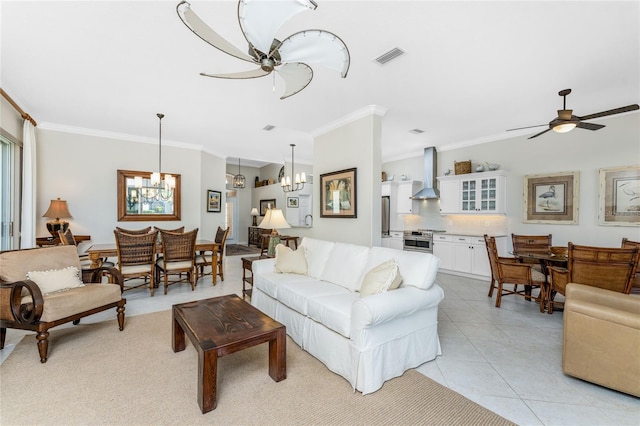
(1, 310, 514, 426)
(226, 244, 262, 256)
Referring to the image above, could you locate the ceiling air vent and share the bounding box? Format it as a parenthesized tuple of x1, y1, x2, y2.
(263, 124, 275, 131)
(409, 128, 425, 134)
(373, 47, 405, 65)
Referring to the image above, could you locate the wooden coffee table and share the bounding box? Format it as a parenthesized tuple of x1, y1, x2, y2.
(172, 294, 286, 413)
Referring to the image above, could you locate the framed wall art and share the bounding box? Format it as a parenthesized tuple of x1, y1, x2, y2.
(260, 199, 276, 216)
(207, 190, 221, 213)
(287, 197, 299, 208)
(320, 168, 357, 218)
(599, 165, 640, 226)
(523, 171, 579, 224)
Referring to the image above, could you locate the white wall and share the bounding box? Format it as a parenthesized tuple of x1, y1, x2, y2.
(383, 113, 640, 248)
(313, 113, 382, 246)
(36, 128, 226, 243)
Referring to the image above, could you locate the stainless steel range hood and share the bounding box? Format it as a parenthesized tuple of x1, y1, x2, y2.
(411, 147, 440, 199)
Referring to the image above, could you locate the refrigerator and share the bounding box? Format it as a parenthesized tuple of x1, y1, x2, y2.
(382, 196, 390, 236)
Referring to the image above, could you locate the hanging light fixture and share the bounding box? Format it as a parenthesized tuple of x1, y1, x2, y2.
(281, 144, 306, 193)
(233, 158, 246, 188)
(135, 113, 175, 202)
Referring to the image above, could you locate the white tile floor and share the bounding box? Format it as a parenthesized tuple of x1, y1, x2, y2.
(2, 256, 639, 425)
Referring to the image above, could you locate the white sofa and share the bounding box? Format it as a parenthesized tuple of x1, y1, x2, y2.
(251, 237, 444, 394)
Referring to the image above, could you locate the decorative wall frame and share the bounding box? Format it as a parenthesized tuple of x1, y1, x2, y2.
(207, 190, 221, 213)
(260, 199, 276, 216)
(117, 169, 181, 221)
(523, 171, 579, 224)
(320, 168, 357, 218)
(287, 197, 299, 208)
(599, 165, 640, 226)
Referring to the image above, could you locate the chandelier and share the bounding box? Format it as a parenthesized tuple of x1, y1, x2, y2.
(233, 158, 246, 188)
(281, 144, 306, 193)
(135, 113, 175, 201)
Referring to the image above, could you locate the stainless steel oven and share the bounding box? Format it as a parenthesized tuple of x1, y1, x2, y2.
(403, 231, 434, 253)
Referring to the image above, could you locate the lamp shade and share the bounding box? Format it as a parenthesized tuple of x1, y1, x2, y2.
(250, 208, 259, 216)
(258, 208, 291, 230)
(43, 198, 72, 219)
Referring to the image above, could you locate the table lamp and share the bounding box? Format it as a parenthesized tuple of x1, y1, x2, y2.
(43, 197, 72, 237)
(251, 207, 259, 226)
(258, 208, 291, 256)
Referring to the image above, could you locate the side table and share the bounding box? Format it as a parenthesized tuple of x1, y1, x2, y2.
(241, 255, 270, 299)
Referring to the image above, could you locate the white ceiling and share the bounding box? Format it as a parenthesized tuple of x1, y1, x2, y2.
(2, 1, 638, 168)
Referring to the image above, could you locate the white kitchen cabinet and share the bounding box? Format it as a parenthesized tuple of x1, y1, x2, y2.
(437, 170, 506, 214)
(396, 181, 421, 214)
(436, 234, 507, 278)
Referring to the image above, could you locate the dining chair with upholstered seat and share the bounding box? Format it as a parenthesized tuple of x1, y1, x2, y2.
(621, 238, 640, 294)
(485, 235, 546, 310)
(195, 226, 229, 285)
(547, 242, 640, 313)
(155, 228, 198, 295)
(59, 228, 115, 281)
(511, 233, 552, 271)
(114, 229, 159, 295)
(115, 226, 152, 235)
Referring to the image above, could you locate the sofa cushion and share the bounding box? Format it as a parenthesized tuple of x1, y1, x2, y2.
(359, 259, 403, 297)
(255, 272, 318, 299)
(320, 242, 370, 291)
(40, 284, 122, 322)
(300, 238, 335, 279)
(364, 247, 439, 290)
(307, 293, 360, 338)
(0, 246, 82, 283)
(277, 280, 350, 315)
(27, 266, 85, 295)
(275, 244, 308, 274)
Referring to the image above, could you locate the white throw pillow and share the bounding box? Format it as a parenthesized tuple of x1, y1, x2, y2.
(27, 266, 84, 295)
(359, 259, 403, 297)
(274, 244, 308, 275)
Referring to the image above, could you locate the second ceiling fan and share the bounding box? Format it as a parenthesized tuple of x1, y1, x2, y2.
(507, 89, 639, 139)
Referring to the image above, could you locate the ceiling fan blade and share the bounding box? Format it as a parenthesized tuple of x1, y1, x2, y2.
(239, 0, 317, 55)
(506, 124, 547, 131)
(527, 128, 552, 140)
(276, 63, 313, 99)
(578, 104, 639, 121)
(278, 30, 351, 77)
(576, 122, 605, 131)
(177, 1, 254, 63)
(200, 68, 271, 79)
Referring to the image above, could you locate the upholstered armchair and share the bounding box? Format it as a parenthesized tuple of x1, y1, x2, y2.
(0, 245, 126, 363)
(563, 283, 640, 397)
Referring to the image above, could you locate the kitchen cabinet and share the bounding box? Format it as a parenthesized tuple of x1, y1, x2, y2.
(396, 181, 421, 214)
(433, 234, 507, 278)
(437, 170, 506, 214)
(381, 231, 403, 250)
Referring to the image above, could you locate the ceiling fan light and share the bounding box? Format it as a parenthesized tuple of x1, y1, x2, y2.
(553, 122, 577, 133)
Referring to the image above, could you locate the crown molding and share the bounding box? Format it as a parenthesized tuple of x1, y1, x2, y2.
(311, 105, 388, 138)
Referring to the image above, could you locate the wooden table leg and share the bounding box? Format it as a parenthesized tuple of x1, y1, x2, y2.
(198, 348, 217, 413)
(172, 313, 185, 352)
(268, 327, 287, 382)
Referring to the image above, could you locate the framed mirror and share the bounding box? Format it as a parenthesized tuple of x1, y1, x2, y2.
(117, 169, 181, 221)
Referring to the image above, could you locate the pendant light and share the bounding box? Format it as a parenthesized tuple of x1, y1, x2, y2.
(233, 158, 246, 189)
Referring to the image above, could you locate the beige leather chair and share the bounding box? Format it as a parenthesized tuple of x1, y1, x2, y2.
(563, 283, 640, 397)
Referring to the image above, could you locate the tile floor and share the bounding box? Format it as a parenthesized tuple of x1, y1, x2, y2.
(2, 256, 639, 425)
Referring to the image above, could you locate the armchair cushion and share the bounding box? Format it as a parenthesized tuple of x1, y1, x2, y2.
(33, 283, 122, 322)
(26, 266, 84, 295)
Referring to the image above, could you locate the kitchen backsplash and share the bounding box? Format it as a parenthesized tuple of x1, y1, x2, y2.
(401, 200, 508, 235)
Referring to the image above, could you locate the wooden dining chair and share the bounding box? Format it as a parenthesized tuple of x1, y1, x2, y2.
(115, 226, 152, 235)
(114, 229, 159, 295)
(485, 235, 546, 309)
(195, 226, 229, 285)
(59, 229, 114, 281)
(155, 228, 199, 295)
(547, 242, 640, 313)
(511, 233, 552, 271)
(622, 238, 640, 294)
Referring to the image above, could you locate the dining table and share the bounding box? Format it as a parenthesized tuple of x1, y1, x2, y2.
(511, 250, 568, 313)
(86, 239, 221, 282)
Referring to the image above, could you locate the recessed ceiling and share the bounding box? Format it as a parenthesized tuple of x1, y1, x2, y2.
(1, 1, 638, 166)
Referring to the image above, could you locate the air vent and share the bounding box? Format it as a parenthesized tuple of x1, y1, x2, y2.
(373, 47, 405, 65)
(263, 124, 275, 131)
(409, 128, 425, 134)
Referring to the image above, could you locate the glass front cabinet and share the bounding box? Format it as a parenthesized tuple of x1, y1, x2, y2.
(438, 170, 506, 214)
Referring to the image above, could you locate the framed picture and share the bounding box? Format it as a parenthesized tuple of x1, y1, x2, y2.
(523, 171, 579, 224)
(260, 199, 276, 216)
(599, 165, 640, 226)
(320, 168, 357, 218)
(207, 190, 221, 213)
(287, 197, 299, 208)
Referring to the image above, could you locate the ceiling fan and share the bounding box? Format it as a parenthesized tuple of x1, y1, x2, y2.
(507, 89, 639, 139)
(176, 0, 350, 99)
